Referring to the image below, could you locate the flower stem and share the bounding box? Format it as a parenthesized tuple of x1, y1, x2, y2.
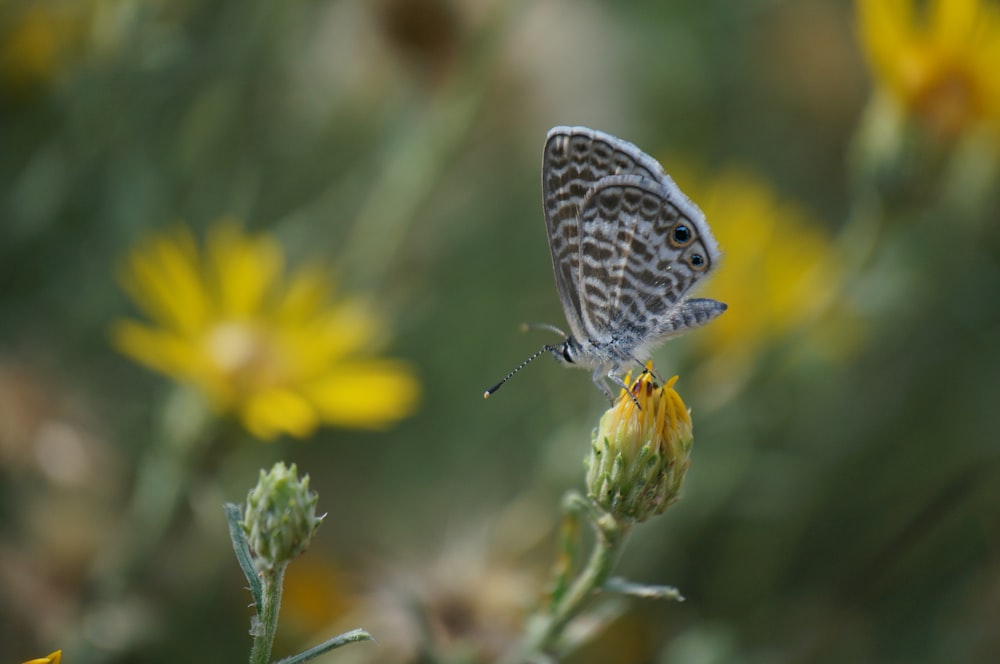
(515, 492, 631, 661)
(250, 563, 288, 664)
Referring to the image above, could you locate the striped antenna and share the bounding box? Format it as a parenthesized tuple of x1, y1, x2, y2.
(483, 344, 558, 399)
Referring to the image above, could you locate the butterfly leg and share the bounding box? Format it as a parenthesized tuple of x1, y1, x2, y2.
(590, 368, 615, 403)
(631, 358, 665, 385)
(606, 369, 642, 408)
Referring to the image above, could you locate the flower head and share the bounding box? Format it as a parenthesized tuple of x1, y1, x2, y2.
(585, 365, 693, 522)
(112, 221, 420, 440)
(241, 462, 323, 572)
(857, 0, 1000, 141)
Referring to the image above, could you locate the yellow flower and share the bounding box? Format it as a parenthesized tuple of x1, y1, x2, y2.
(111, 222, 420, 440)
(681, 169, 857, 383)
(586, 364, 693, 522)
(22, 652, 61, 664)
(856, 0, 1000, 141)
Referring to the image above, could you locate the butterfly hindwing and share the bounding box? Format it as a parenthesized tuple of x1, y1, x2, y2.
(576, 174, 719, 346)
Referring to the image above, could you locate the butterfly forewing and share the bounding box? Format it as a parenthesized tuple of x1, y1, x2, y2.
(542, 127, 667, 340)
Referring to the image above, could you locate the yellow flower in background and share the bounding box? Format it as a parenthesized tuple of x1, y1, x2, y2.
(682, 169, 856, 382)
(21, 652, 61, 664)
(857, 0, 1000, 141)
(112, 222, 420, 440)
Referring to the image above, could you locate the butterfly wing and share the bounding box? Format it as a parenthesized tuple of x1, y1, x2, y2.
(542, 127, 666, 340)
(575, 174, 721, 349)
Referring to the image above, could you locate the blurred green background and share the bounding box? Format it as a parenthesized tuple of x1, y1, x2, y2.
(2, 0, 999, 662)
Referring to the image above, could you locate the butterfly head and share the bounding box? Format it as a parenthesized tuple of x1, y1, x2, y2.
(550, 337, 580, 366)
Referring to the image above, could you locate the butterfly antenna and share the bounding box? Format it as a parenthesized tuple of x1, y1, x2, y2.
(521, 322, 567, 336)
(484, 345, 557, 399)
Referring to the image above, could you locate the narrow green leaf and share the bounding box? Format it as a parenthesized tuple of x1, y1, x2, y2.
(273, 628, 375, 664)
(225, 502, 263, 610)
(603, 577, 684, 601)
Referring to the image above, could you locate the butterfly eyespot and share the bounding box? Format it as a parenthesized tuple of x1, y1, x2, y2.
(687, 253, 708, 271)
(669, 224, 693, 248)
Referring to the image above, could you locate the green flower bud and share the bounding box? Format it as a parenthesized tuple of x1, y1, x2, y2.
(585, 367, 694, 523)
(241, 462, 323, 572)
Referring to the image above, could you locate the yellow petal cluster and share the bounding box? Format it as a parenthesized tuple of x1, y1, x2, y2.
(112, 222, 420, 440)
(586, 365, 693, 522)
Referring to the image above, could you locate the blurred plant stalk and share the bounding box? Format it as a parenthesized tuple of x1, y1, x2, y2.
(93, 386, 215, 595)
(66, 385, 217, 662)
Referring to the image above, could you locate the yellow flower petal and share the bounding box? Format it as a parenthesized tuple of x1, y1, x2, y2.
(314, 299, 382, 358)
(276, 271, 380, 365)
(112, 319, 200, 380)
(206, 221, 284, 318)
(273, 263, 334, 323)
(21, 651, 61, 664)
(111, 319, 234, 408)
(118, 226, 210, 335)
(305, 360, 421, 430)
(242, 388, 320, 440)
(933, 0, 978, 47)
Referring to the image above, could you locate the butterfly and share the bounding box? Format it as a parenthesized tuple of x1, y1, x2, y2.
(485, 126, 726, 402)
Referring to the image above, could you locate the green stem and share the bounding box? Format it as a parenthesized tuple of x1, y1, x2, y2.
(836, 186, 884, 274)
(515, 496, 631, 661)
(547, 492, 585, 607)
(250, 563, 288, 664)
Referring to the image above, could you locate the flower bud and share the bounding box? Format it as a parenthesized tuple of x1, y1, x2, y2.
(241, 462, 323, 572)
(585, 367, 694, 522)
